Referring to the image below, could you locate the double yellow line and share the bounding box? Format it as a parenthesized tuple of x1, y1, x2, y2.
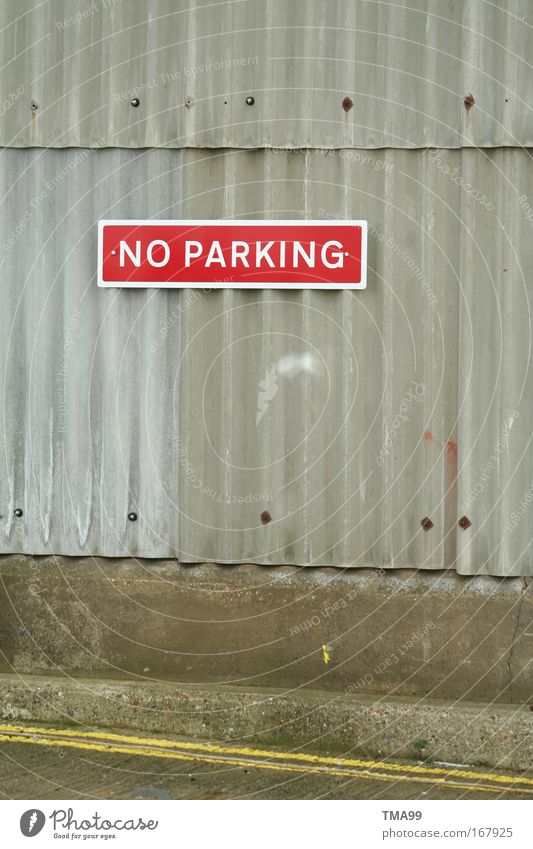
(0, 723, 531, 795)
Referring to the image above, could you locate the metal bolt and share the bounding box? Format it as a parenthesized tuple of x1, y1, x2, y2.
(30, 102, 39, 111)
(458, 515, 472, 529)
(128, 512, 138, 522)
(130, 98, 140, 108)
(245, 96, 255, 106)
(420, 517, 433, 531)
(14, 508, 23, 518)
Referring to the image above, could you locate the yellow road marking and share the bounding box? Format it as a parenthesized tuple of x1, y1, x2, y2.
(0, 731, 526, 795)
(0, 722, 530, 790)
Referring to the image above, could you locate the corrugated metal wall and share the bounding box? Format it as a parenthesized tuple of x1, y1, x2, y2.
(2, 0, 532, 148)
(1, 3, 532, 575)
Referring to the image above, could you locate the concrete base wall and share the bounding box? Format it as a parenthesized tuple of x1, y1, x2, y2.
(0, 556, 531, 703)
(1, 674, 533, 772)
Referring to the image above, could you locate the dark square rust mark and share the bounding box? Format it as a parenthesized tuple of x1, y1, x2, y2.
(342, 96, 353, 112)
(464, 93, 475, 110)
(420, 517, 433, 531)
(458, 515, 472, 529)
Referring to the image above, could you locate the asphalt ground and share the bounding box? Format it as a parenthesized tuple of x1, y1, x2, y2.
(0, 723, 532, 800)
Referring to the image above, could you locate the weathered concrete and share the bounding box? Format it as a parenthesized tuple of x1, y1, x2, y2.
(0, 673, 532, 772)
(0, 555, 531, 702)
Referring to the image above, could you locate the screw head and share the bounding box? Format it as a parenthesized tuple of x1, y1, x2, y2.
(128, 511, 138, 522)
(420, 517, 433, 531)
(245, 96, 255, 106)
(14, 508, 23, 518)
(458, 515, 472, 529)
(130, 98, 140, 108)
(30, 101, 39, 111)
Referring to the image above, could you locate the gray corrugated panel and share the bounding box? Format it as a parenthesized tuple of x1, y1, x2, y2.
(1, 0, 531, 149)
(177, 148, 459, 570)
(1, 147, 532, 574)
(456, 150, 533, 575)
(0, 148, 184, 558)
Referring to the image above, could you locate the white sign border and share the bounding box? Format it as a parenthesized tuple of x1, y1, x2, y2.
(97, 219, 368, 290)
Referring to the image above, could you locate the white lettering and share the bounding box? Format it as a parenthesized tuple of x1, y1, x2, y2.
(185, 240, 203, 267)
(231, 241, 250, 267)
(293, 241, 315, 267)
(206, 240, 226, 267)
(147, 240, 170, 267)
(255, 240, 275, 267)
(321, 240, 344, 268)
(119, 240, 141, 267)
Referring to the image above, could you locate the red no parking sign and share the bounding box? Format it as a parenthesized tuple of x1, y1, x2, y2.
(98, 220, 367, 289)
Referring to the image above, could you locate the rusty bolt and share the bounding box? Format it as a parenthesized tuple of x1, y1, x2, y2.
(458, 515, 472, 529)
(14, 508, 23, 518)
(342, 96, 353, 112)
(260, 510, 272, 525)
(420, 517, 433, 531)
(464, 93, 475, 110)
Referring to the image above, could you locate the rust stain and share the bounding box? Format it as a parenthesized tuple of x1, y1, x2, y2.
(423, 431, 458, 462)
(260, 510, 272, 525)
(420, 517, 434, 532)
(342, 96, 353, 112)
(458, 515, 472, 530)
(464, 93, 475, 110)
(446, 440, 458, 474)
(422, 433, 458, 501)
